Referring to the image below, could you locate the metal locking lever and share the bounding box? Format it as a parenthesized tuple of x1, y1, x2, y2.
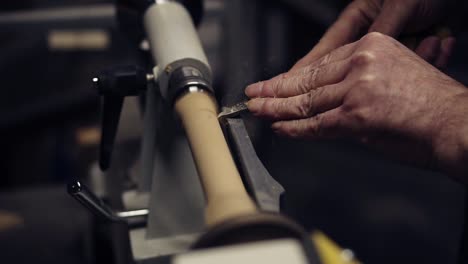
(67, 180, 148, 226)
(92, 65, 152, 170)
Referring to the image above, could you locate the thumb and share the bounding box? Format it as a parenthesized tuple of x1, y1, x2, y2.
(291, 0, 375, 71)
(368, 0, 417, 37)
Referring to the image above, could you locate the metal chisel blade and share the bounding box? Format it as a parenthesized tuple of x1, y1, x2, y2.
(225, 118, 285, 212)
(218, 101, 249, 120)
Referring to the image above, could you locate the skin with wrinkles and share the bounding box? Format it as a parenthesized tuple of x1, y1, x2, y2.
(292, 0, 456, 70)
(245, 32, 468, 181)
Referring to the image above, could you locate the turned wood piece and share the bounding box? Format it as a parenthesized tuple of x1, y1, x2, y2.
(175, 91, 257, 227)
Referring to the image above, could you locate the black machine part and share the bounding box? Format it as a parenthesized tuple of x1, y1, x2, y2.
(93, 65, 149, 170)
(166, 59, 213, 104)
(191, 212, 322, 264)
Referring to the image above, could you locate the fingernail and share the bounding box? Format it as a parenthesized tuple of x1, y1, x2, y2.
(245, 82, 264, 97)
(247, 98, 265, 113)
(271, 122, 281, 130)
(272, 122, 286, 136)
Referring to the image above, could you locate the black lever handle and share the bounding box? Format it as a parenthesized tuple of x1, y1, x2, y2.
(99, 95, 124, 170)
(93, 65, 148, 170)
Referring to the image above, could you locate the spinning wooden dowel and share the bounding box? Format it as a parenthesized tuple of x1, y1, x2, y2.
(175, 90, 257, 227)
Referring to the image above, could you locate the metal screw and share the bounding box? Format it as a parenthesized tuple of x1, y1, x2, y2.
(92, 77, 99, 86)
(146, 73, 155, 82)
(92, 77, 101, 92)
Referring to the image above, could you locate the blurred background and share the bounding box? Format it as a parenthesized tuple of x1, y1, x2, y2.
(0, 0, 467, 263)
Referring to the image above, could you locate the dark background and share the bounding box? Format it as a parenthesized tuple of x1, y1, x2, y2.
(0, 0, 467, 263)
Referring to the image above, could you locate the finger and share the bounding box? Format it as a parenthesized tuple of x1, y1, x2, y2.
(271, 107, 345, 139)
(368, 0, 417, 37)
(245, 56, 352, 98)
(414, 36, 441, 64)
(434, 37, 456, 69)
(290, 0, 376, 70)
(288, 41, 358, 74)
(248, 83, 347, 120)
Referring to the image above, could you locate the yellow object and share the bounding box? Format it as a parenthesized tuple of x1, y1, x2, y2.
(312, 231, 360, 264)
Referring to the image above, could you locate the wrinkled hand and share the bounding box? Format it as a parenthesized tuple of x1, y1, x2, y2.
(245, 32, 468, 179)
(293, 0, 456, 70)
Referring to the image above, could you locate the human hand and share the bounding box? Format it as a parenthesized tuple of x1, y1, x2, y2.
(293, 0, 456, 70)
(245, 32, 468, 179)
